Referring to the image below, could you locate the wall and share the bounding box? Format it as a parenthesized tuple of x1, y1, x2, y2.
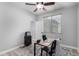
(61, 5, 77, 47)
(37, 5, 77, 47)
(77, 4, 79, 50)
(0, 3, 36, 52)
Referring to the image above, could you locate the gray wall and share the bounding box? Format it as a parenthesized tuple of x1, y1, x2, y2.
(0, 3, 36, 52)
(38, 5, 77, 47)
(77, 4, 79, 49)
(61, 5, 77, 47)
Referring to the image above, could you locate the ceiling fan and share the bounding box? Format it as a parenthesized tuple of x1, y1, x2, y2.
(25, 2, 55, 12)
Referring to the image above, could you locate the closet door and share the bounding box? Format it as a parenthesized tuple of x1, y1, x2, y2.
(35, 20, 43, 40)
(43, 16, 51, 33)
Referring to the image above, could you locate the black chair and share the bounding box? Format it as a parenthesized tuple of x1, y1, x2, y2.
(42, 35, 47, 41)
(41, 40, 57, 56)
(24, 32, 32, 46)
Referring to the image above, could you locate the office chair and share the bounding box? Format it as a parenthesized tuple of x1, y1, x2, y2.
(41, 40, 57, 56)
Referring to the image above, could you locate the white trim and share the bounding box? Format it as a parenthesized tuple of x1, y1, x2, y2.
(60, 44, 79, 53)
(77, 48, 79, 53)
(60, 44, 78, 50)
(0, 44, 24, 55)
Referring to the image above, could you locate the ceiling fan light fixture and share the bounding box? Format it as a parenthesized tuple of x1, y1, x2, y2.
(36, 3, 44, 9)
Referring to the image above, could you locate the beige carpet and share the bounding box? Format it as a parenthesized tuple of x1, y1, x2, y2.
(0, 44, 79, 56)
(0, 44, 42, 56)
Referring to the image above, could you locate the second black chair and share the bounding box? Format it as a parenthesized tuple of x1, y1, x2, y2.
(41, 40, 57, 56)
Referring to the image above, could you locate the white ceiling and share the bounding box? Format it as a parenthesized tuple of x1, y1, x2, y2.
(10, 2, 77, 15)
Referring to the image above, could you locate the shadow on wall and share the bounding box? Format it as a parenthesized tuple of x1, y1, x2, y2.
(16, 32, 24, 46)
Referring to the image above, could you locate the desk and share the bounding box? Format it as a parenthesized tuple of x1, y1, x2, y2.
(34, 40, 53, 56)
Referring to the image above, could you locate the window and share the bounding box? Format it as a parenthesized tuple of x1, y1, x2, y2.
(43, 15, 62, 33)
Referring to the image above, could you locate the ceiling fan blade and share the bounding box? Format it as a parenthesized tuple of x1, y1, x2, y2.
(34, 8, 37, 12)
(25, 3, 36, 5)
(44, 2, 55, 6)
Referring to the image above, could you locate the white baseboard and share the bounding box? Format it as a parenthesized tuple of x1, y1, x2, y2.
(60, 44, 79, 53)
(60, 44, 78, 50)
(77, 48, 79, 53)
(0, 44, 24, 55)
